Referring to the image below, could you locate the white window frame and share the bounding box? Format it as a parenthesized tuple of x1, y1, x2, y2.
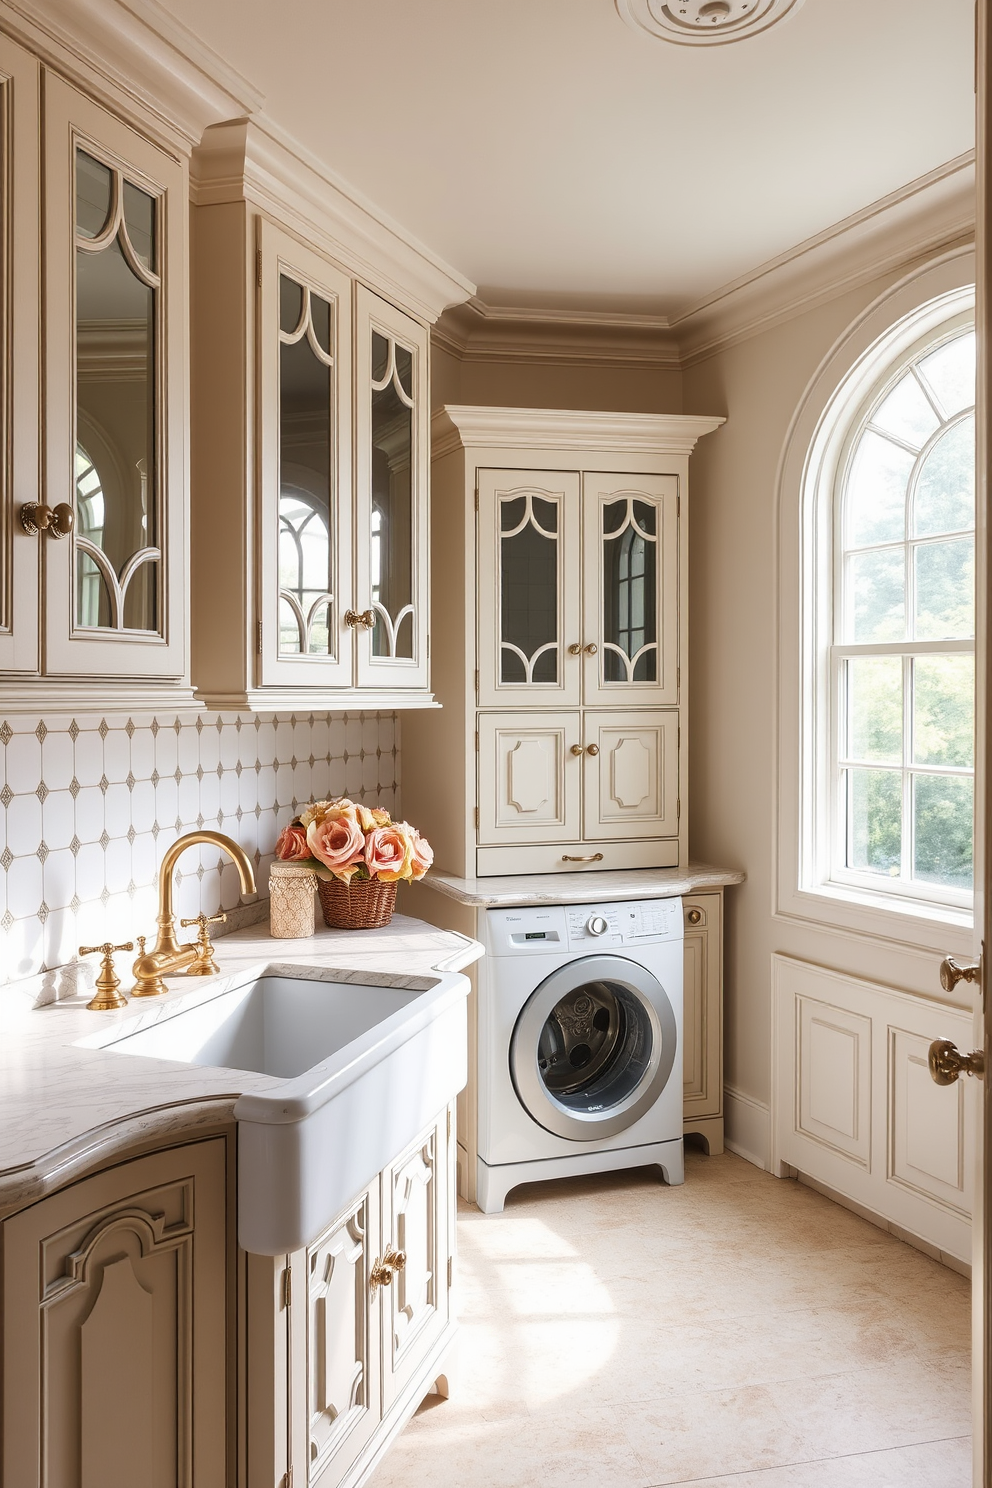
(774, 255, 976, 955)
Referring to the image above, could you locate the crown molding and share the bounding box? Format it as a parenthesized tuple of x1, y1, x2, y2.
(672, 151, 976, 365)
(1, 0, 263, 150)
(432, 405, 724, 460)
(191, 118, 475, 326)
(434, 296, 679, 369)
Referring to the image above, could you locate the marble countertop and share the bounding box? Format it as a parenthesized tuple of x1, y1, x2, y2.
(421, 862, 745, 908)
(0, 913, 482, 1218)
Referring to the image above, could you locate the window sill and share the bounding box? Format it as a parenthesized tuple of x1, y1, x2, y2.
(780, 880, 973, 956)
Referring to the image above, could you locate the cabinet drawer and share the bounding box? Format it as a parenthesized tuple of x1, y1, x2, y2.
(476, 838, 678, 877)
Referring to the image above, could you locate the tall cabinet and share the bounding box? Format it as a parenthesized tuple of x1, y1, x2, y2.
(403, 408, 723, 878)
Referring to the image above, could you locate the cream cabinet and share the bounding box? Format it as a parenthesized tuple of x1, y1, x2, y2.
(190, 148, 434, 712)
(682, 892, 725, 1153)
(2, 1138, 229, 1486)
(0, 48, 192, 707)
(251, 1106, 455, 1488)
(403, 407, 722, 878)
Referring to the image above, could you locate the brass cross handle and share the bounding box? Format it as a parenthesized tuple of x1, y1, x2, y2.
(928, 1037, 986, 1086)
(79, 941, 134, 1011)
(20, 502, 74, 538)
(369, 1247, 406, 1296)
(345, 608, 376, 630)
(180, 912, 226, 975)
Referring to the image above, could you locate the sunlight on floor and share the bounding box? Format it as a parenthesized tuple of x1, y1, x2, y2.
(369, 1150, 972, 1488)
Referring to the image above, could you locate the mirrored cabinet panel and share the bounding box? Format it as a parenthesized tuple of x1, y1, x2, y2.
(258, 220, 351, 691)
(356, 286, 430, 692)
(44, 76, 187, 682)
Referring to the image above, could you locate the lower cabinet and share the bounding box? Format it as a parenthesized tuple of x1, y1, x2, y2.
(682, 892, 725, 1154)
(1, 1137, 230, 1488)
(252, 1105, 456, 1488)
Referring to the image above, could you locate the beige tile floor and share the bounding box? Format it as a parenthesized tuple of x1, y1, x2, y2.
(369, 1149, 971, 1488)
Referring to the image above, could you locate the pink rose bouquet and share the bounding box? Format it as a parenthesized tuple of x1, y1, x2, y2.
(274, 798, 434, 885)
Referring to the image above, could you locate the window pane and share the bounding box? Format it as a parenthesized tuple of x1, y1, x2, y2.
(845, 431, 913, 547)
(846, 549, 904, 641)
(914, 538, 974, 640)
(913, 655, 974, 767)
(847, 768, 901, 875)
(846, 656, 902, 763)
(913, 416, 974, 537)
(871, 372, 939, 449)
(913, 773, 973, 888)
(918, 331, 975, 419)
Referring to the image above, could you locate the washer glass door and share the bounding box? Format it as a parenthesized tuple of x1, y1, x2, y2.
(510, 954, 677, 1141)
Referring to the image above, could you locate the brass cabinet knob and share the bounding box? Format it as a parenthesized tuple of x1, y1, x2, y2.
(570, 743, 585, 756)
(345, 608, 376, 630)
(928, 1037, 986, 1086)
(370, 1247, 406, 1296)
(79, 941, 134, 1011)
(20, 501, 74, 538)
(583, 643, 598, 655)
(567, 643, 583, 655)
(686, 907, 702, 926)
(586, 743, 600, 756)
(939, 955, 982, 994)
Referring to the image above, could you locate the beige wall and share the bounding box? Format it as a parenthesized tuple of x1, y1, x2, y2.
(432, 341, 682, 414)
(681, 256, 975, 1119)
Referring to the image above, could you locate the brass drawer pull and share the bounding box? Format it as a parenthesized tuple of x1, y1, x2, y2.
(561, 853, 604, 863)
(345, 608, 376, 630)
(370, 1247, 406, 1296)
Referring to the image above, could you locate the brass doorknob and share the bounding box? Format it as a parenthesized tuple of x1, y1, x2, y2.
(369, 1247, 406, 1296)
(928, 1037, 986, 1086)
(939, 955, 982, 993)
(20, 501, 74, 538)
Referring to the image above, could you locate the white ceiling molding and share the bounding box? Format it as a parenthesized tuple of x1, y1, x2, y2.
(672, 151, 976, 365)
(2, 0, 263, 149)
(432, 406, 724, 461)
(433, 298, 680, 369)
(616, 0, 806, 47)
(191, 119, 474, 326)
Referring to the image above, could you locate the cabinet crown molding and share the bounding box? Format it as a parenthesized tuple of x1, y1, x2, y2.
(191, 118, 475, 326)
(3, 0, 263, 148)
(432, 406, 725, 460)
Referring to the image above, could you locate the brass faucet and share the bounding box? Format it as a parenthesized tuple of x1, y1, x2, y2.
(131, 831, 256, 997)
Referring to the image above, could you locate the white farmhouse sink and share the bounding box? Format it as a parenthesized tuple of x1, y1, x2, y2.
(89, 968, 469, 1255)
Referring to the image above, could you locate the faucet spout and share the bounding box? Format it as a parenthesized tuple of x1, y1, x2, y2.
(132, 831, 257, 995)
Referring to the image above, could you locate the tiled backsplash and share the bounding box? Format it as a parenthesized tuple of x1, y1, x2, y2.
(0, 710, 400, 984)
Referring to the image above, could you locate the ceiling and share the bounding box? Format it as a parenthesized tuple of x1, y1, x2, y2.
(167, 0, 975, 316)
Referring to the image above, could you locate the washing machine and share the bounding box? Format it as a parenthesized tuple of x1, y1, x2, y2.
(476, 896, 684, 1213)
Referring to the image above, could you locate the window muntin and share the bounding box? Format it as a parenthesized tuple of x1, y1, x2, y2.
(833, 327, 975, 907)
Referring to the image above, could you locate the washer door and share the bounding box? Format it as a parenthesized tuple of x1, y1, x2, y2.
(509, 954, 678, 1141)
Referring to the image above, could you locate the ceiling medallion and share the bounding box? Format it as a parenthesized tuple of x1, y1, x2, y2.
(616, 0, 806, 46)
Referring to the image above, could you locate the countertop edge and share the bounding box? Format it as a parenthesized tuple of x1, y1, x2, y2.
(420, 862, 746, 907)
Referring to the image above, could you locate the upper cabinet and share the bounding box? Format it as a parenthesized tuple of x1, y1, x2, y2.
(0, 52, 192, 708)
(190, 124, 446, 712)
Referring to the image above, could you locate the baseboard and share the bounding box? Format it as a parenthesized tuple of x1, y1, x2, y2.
(798, 1172, 971, 1278)
(723, 1085, 771, 1171)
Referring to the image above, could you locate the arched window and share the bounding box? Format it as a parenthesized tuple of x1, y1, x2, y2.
(828, 321, 975, 909)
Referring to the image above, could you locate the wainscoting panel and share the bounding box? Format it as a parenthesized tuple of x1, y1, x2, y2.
(772, 955, 976, 1264)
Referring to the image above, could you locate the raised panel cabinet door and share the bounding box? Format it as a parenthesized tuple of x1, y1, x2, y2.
(355, 287, 430, 693)
(477, 468, 581, 708)
(43, 78, 188, 679)
(478, 711, 582, 846)
(258, 218, 353, 692)
(682, 894, 723, 1126)
(304, 1184, 382, 1488)
(581, 473, 679, 707)
(0, 36, 40, 673)
(2, 1138, 228, 1488)
(380, 1114, 449, 1411)
(581, 710, 679, 841)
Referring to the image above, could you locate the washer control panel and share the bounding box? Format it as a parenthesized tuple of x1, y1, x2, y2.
(486, 897, 683, 955)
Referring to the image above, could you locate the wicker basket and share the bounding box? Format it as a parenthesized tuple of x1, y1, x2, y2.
(317, 875, 397, 930)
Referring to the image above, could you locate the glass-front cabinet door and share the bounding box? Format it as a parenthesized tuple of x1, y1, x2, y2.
(582, 472, 679, 707)
(476, 469, 581, 708)
(258, 220, 352, 691)
(355, 286, 430, 692)
(43, 77, 186, 679)
(0, 36, 40, 675)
